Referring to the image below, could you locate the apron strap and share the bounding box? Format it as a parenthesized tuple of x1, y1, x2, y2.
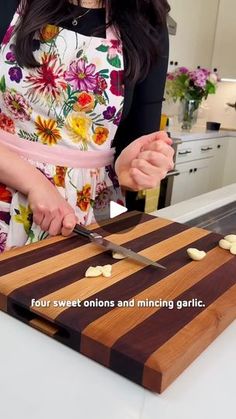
(0, 129, 115, 169)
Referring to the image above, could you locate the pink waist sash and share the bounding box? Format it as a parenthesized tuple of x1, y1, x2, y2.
(0, 129, 115, 168)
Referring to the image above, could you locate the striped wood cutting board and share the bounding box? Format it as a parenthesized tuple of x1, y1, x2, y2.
(0, 212, 235, 393)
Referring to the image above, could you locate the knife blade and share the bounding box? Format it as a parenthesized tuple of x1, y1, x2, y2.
(73, 224, 166, 269)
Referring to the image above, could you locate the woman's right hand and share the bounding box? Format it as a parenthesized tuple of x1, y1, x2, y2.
(28, 183, 77, 237)
(0, 144, 77, 236)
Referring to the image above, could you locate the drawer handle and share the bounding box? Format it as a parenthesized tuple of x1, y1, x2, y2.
(178, 150, 192, 155)
(201, 146, 213, 151)
(166, 170, 180, 177)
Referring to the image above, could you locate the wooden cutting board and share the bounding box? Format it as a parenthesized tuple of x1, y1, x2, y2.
(0, 212, 235, 393)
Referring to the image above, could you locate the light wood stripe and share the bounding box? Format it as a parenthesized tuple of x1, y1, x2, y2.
(29, 318, 59, 337)
(81, 246, 233, 349)
(0, 211, 139, 261)
(0, 234, 66, 260)
(32, 228, 209, 319)
(143, 284, 236, 393)
(0, 217, 172, 295)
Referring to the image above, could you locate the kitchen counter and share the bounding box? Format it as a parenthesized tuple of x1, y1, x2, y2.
(152, 183, 236, 223)
(168, 127, 236, 142)
(0, 310, 235, 419)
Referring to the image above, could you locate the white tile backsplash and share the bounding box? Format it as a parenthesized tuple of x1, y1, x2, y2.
(163, 81, 236, 130)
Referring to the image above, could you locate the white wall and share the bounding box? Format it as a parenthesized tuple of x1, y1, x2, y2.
(163, 81, 236, 130)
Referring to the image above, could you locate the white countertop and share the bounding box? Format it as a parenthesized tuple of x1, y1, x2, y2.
(0, 309, 235, 419)
(152, 183, 236, 223)
(168, 127, 236, 142)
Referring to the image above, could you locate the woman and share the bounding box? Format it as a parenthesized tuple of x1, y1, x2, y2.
(0, 0, 173, 252)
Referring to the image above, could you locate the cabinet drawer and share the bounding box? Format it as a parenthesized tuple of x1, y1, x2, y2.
(171, 158, 213, 205)
(175, 143, 195, 162)
(175, 138, 225, 163)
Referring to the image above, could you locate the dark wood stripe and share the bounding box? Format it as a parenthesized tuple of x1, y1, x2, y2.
(57, 232, 219, 331)
(0, 236, 82, 276)
(109, 258, 236, 386)
(0, 212, 151, 275)
(6, 300, 76, 346)
(8, 221, 186, 306)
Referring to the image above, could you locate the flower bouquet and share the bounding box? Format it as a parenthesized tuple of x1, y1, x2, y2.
(165, 67, 218, 130)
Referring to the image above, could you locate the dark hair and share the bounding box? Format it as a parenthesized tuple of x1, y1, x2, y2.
(15, 0, 170, 82)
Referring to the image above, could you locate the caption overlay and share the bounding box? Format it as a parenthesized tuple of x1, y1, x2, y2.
(31, 298, 206, 310)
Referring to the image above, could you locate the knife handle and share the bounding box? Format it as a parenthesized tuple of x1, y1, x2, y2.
(73, 224, 93, 239)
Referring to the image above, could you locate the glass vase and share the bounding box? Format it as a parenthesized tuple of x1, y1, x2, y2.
(178, 99, 200, 131)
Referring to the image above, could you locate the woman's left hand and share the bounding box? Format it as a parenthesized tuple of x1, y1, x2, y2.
(115, 131, 175, 191)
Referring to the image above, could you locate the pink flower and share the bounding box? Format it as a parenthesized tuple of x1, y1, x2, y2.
(110, 39, 122, 53)
(201, 68, 211, 77)
(179, 67, 189, 74)
(108, 40, 122, 58)
(190, 69, 208, 89)
(99, 39, 122, 57)
(3, 90, 32, 121)
(65, 59, 97, 92)
(209, 73, 218, 84)
(108, 48, 117, 60)
(25, 53, 67, 103)
(2, 26, 14, 45)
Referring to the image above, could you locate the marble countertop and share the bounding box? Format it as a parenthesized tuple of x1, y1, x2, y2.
(167, 127, 236, 142)
(151, 183, 236, 223)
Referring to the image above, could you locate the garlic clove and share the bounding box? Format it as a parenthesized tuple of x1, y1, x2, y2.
(112, 251, 126, 260)
(85, 266, 103, 278)
(230, 244, 236, 255)
(102, 264, 112, 277)
(187, 248, 207, 261)
(224, 234, 236, 243)
(219, 239, 232, 250)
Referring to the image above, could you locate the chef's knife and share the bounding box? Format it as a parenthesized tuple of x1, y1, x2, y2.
(73, 224, 166, 269)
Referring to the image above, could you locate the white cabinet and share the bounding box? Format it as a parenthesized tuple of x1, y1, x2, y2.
(171, 159, 212, 205)
(168, 0, 219, 71)
(176, 139, 216, 164)
(168, 0, 236, 78)
(171, 136, 235, 205)
(210, 138, 228, 190)
(222, 138, 236, 185)
(212, 0, 236, 79)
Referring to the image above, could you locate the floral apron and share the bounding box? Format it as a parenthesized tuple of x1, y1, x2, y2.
(0, 2, 125, 252)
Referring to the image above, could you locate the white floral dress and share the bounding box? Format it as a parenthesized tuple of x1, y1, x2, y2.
(0, 3, 125, 252)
